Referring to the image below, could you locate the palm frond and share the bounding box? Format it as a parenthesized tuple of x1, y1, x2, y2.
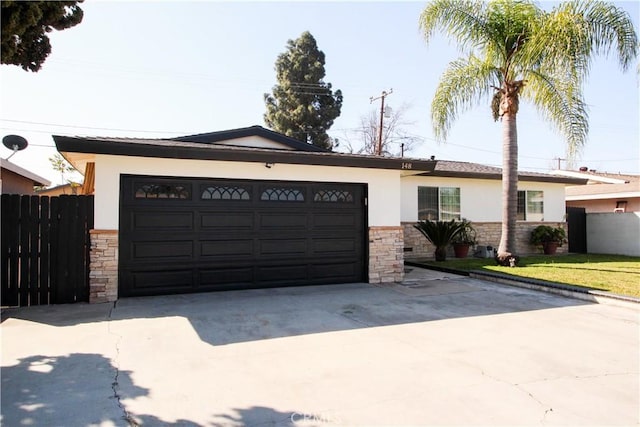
(419, 0, 492, 54)
(482, 0, 543, 78)
(413, 220, 465, 247)
(523, 70, 589, 160)
(527, 0, 638, 81)
(431, 56, 501, 141)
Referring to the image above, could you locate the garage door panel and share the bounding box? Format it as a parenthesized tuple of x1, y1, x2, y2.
(201, 239, 254, 257)
(259, 212, 307, 229)
(132, 211, 194, 230)
(312, 238, 357, 255)
(120, 176, 366, 297)
(312, 212, 358, 228)
(199, 267, 254, 286)
(200, 211, 254, 230)
(259, 238, 307, 256)
(129, 269, 193, 289)
(257, 264, 308, 282)
(132, 241, 193, 260)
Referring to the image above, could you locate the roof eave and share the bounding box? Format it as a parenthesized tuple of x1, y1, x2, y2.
(416, 170, 587, 185)
(566, 191, 640, 201)
(0, 158, 51, 186)
(53, 136, 437, 172)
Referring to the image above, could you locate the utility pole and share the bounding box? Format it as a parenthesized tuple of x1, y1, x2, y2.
(553, 157, 566, 170)
(370, 89, 393, 156)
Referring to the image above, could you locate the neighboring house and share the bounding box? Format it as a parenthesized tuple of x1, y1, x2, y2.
(555, 169, 640, 257)
(54, 125, 585, 303)
(556, 169, 640, 213)
(0, 158, 50, 194)
(36, 182, 83, 196)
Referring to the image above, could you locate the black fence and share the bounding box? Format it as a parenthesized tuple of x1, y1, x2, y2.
(1, 194, 94, 307)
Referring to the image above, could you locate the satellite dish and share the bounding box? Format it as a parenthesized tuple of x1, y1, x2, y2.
(3, 135, 28, 160)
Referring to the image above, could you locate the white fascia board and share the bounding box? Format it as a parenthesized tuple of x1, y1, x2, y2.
(566, 192, 640, 201)
(553, 169, 627, 184)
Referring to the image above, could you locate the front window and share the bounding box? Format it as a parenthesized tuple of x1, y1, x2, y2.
(517, 190, 544, 221)
(418, 186, 460, 221)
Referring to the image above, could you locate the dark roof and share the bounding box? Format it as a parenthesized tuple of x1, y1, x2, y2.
(427, 160, 587, 184)
(170, 125, 328, 152)
(53, 134, 437, 172)
(52, 126, 583, 184)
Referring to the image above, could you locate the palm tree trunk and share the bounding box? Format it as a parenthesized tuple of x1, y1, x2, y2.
(498, 110, 518, 256)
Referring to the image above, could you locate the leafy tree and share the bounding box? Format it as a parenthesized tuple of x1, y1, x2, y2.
(264, 31, 343, 150)
(1, 1, 84, 72)
(348, 103, 422, 157)
(49, 153, 77, 190)
(419, 0, 637, 257)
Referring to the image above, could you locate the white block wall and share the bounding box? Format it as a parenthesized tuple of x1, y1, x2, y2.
(587, 212, 640, 256)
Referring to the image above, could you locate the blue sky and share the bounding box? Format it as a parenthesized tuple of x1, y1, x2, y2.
(1, 0, 638, 186)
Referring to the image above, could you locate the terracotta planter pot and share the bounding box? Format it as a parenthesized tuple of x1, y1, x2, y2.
(542, 242, 559, 255)
(434, 246, 448, 261)
(453, 243, 471, 258)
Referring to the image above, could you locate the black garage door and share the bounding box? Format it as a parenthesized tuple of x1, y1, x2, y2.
(119, 175, 367, 297)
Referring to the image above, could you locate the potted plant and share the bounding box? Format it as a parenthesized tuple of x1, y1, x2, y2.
(530, 225, 567, 255)
(451, 218, 477, 258)
(414, 219, 465, 261)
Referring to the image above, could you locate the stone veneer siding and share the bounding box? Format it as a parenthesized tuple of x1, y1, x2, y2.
(89, 229, 118, 303)
(403, 221, 568, 259)
(369, 226, 404, 283)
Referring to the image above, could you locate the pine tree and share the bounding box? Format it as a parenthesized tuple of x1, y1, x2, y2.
(1, 1, 84, 72)
(264, 31, 343, 150)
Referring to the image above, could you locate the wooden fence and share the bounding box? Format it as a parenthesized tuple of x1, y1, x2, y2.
(1, 194, 94, 307)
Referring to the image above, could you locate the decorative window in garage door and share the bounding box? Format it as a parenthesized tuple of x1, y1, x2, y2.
(260, 187, 305, 202)
(201, 186, 251, 200)
(313, 189, 354, 203)
(135, 183, 191, 199)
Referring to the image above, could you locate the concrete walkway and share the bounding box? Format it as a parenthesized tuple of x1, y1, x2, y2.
(2, 268, 639, 426)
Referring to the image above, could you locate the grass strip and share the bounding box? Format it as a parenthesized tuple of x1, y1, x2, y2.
(410, 254, 640, 298)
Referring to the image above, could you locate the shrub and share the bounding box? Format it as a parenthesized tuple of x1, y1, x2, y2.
(530, 225, 567, 247)
(414, 219, 465, 261)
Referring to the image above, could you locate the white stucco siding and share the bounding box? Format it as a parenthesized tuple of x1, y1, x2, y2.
(518, 181, 567, 222)
(93, 154, 401, 229)
(214, 135, 296, 150)
(400, 175, 568, 222)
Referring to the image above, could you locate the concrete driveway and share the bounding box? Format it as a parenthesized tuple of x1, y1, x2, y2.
(2, 268, 638, 426)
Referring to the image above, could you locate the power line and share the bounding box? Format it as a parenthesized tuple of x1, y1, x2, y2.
(288, 82, 332, 88)
(0, 119, 187, 134)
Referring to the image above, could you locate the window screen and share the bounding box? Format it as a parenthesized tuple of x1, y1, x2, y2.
(418, 186, 460, 221)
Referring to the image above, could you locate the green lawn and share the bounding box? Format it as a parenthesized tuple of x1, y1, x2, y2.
(413, 254, 640, 298)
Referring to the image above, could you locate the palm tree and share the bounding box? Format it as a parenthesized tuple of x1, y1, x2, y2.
(419, 0, 637, 257)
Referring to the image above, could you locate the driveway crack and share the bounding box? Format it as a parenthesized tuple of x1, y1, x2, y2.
(479, 369, 553, 424)
(108, 301, 139, 427)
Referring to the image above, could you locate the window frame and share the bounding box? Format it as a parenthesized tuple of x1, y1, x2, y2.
(417, 186, 461, 221)
(517, 190, 544, 221)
